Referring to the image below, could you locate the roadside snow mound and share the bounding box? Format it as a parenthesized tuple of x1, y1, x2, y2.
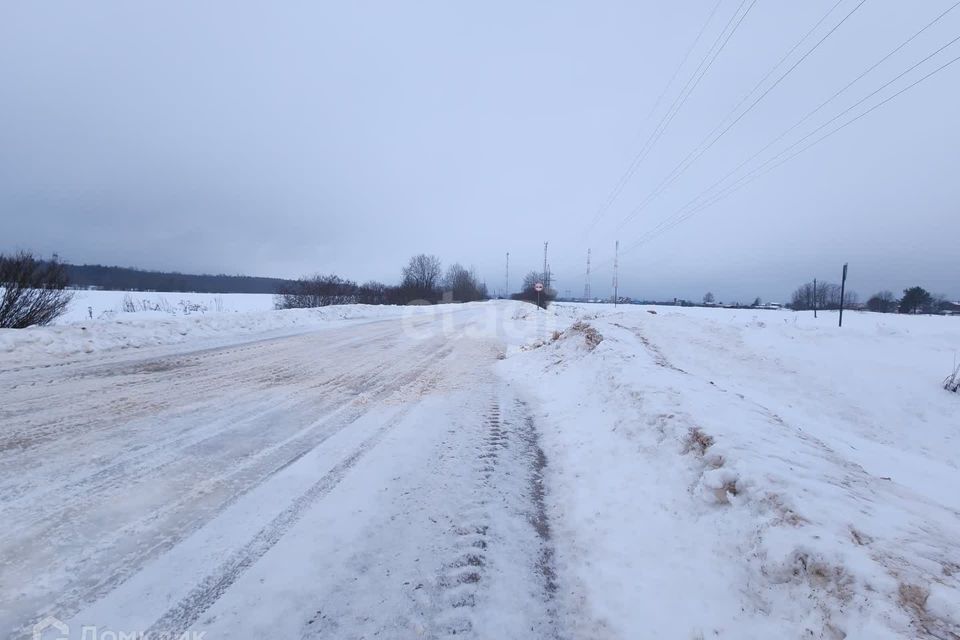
(501, 305, 960, 639)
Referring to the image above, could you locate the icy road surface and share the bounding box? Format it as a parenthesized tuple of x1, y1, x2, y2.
(1, 306, 560, 639)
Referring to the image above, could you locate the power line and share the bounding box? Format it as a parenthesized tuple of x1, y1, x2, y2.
(615, 0, 870, 232)
(612, 240, 619, 306)
(586, 0, 750, 233)
(641, 0, 725, 127)
(584, 0, 756, 233)
(588, 31, 960, 274)
(584, 248, 592, 300)
(625, 0, 758, 203)
(625, 40, 960, 253)
(640, 0, 960, 242)
(660, 34, 960, 240)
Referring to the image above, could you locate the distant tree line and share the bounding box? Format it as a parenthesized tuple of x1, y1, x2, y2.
(61, 263, 296, 294)
(788, 281, 859, 311)
(0, 250, 495, 328)
(275, 254, 488, 309)
(878, 286, 955, 315)
(789, 281, 955, 315)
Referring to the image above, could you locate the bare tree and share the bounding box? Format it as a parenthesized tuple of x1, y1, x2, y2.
(790, 282, 816, 310)
(820, 282, 842, 309)
(356, 280, 389, 305)
(703, 292, 715, 304)
(400, 254, 442, 302)
(0, 251, 74, 328)
(866, 290, 897, 313)
(790, 281, 852, 310)
(931, 292, 949, 314)
(443, 263, 487, 302)
(512, 271, 554, 309)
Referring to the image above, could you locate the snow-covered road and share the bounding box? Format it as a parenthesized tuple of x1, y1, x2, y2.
(4, 301, 958, 639)
(1, 306, 561, 639)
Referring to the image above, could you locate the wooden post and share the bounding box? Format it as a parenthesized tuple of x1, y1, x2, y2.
(839, 263, 848, 327)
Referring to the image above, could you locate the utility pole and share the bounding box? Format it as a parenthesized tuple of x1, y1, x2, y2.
(543, 241, 550, 289)
(813, 278, 818, 318)
(584, 248, 592, 301)
(504, 252, 509, 299)
(839, 263, 848, 327)
(613, 240, 619, 307)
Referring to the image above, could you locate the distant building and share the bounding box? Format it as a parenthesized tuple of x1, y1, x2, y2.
(940, 301, 960, 315)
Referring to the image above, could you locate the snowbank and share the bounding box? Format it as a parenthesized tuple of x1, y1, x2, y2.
(501, 303, 960, 639)
(0, 303, 429, 366)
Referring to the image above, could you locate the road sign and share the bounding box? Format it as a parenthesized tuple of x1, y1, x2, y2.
(534, 282, 544, 292)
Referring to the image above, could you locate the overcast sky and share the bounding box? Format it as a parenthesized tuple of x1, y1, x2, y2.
(2, 0, 958, 302)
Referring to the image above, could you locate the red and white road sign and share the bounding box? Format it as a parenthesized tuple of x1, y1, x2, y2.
(534, 282, 544, 292)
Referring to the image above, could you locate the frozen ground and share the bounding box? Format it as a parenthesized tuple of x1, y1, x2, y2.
(1, 300, 958, 639)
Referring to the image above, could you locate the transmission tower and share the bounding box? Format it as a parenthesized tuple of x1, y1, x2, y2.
(612, 240, 619, 306)
(543, 241, 550, 288)
(504, 252, 509, 298)
(584, 248, 592, 300)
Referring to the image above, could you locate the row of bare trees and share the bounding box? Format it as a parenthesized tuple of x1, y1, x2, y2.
(789, 281, 859, 311)
(275, 254, 488, 309)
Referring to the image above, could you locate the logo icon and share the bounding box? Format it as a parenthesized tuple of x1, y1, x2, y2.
(32, 616, 68, 640)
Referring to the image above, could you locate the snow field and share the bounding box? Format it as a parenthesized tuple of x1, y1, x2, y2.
(59, 289, 276, 322)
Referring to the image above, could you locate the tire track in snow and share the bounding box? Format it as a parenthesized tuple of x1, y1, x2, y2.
(515, 399, 560, 603)
(424, 395, 562, 640)
(145, 406, 414, 639)
(423, 399, 501, 638)
(287, 382, 563, 640)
